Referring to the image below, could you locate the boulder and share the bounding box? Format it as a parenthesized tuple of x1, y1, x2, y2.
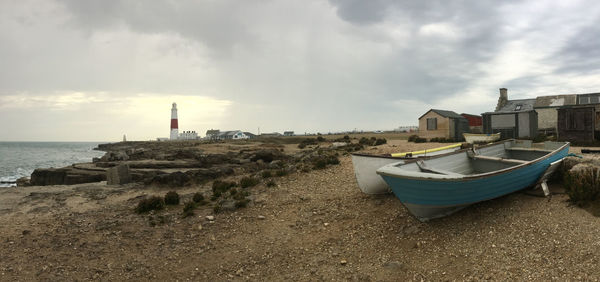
(106, 164, 132, 185)
(30, 167, 105, 186)
(16, 177, 30, 187)
(30, 168, 67, 186)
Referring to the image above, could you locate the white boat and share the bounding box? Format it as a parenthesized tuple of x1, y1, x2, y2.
(463, 133, 501, 144)
(351, 143, 462, 194)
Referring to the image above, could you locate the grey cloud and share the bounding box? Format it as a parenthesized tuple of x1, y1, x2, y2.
(58, 0, 254, 56)
(549, 20, 600, 75)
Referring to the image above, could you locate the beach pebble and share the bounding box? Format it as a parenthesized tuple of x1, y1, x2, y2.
(257, 215, 266, 220)
(206, 216, 215, 221)
(340, 260, 347, 265)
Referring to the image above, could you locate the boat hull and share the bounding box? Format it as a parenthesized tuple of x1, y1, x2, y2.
(351, 144, 462, 194)
(378, 142, 569, 221)
(351, 154, 404, 194)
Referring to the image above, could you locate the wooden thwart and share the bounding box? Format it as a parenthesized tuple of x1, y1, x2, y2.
(471, 155, 529, 165)
(416, 160, 464, 177)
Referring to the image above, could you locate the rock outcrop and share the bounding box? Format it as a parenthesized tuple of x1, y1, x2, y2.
(106, 164, 132, 185)
(30, 167, 106, 186)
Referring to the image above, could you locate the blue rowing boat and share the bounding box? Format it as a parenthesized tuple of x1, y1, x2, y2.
(376, 140, 569, 221)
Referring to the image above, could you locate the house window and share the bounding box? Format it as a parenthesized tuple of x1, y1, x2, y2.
(591, 96, 599, 104)
(515, 104, 522, 111)
(580, 96, 590, 104)
(426, 118, 437, 130)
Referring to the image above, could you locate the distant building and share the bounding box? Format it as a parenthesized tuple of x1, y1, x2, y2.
(396, 126, 418, 132)
(205, 129, 220, 140)
(243, 132, 257, 139)
(460, 113, 483, 133)
(260, 132, 282, 138)
(216, 130, 249, 140)
(179, 131, 198, 140)
(483, 88, 538, 139)
(418, 109, 469, 140)
(283, 131, 294, 136)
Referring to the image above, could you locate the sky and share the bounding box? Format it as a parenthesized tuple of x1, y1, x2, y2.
(2, 0, 600, 141)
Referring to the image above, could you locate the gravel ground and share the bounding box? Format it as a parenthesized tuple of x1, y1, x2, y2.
(1, 141, 599, 281)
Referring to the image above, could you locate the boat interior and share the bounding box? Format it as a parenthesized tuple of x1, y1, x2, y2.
(392, 140, 566, 177)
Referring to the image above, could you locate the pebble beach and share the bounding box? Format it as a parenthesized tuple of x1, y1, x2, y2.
(0, 138, 599, 281)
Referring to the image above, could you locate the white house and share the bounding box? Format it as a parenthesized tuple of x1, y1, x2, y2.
(215, 130, 249, 140)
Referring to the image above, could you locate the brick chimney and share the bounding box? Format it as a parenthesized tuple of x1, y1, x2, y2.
(495, 88, 508, 111)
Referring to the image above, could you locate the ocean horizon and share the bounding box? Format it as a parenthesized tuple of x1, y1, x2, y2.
(0, 141, 106, 187)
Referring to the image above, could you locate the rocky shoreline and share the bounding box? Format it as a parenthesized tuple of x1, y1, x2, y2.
(2, 137, 600, 280)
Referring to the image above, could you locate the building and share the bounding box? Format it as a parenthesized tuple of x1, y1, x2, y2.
(396, 126, 418, 132)
(283, 131, 294, 136)
(179, 131, 198, 140)
(557, 106, 595, 143)
(491, 88, 600, 137)
(460, 114, 483, 133)
(205, 129, 220, 140)
(418, 109, 469, 140)
(260, 132, 282, 138)
(216, 130, 249, 140)
(533, 94, 577, 135)
(482, 89, 538, 139)
(576, 93, 600, 133)
(243, 132, 256, 139)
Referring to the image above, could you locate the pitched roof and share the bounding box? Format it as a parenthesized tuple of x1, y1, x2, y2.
(534, 94, 577, 108)
(217, 130, 242, 137)
(419, 109, 465, 120)
(495, 98, 536, 113)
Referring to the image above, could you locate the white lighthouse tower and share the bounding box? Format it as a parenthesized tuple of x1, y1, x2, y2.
(170, 102, 179, 140)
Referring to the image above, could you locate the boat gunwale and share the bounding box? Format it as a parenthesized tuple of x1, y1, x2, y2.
(376, 139, 570, 182)
(351, 143, 464, 160)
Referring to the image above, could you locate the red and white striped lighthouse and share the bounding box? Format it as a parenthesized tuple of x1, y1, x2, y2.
(170, 102, 179, 140)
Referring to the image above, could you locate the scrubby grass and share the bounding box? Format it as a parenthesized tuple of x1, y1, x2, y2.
(298, 138, 318, 149)
(192, 192, 204, 203)
(266, 180, 276, 187)
(275, 169, 288, 177)
(235, 199, 250, 208)
(182, 201, 196, 217)
(232, 189, 250, 201)
(212, 180, 237, 197)
(408, 135, 427, 143)
(312, 155, 340, 169)
(359, 136, 387, 146)
(240, 176, 259, 188)
(164, 191, 180, 205)
(261, 170, 273, 178)
(136, 196, 165, 213)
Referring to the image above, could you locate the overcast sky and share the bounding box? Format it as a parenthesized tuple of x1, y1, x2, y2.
(2, 0, 600, 141)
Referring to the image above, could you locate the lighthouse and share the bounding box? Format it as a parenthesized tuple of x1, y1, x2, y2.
(170, 102, 179, 140)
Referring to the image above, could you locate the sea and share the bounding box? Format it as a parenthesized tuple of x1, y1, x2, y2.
(0, 142, 106, 187)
